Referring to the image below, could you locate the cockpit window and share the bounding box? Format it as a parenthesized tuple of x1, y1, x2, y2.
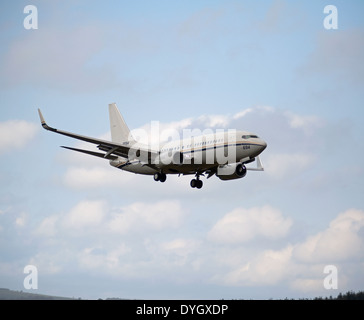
(242, 135, 259, 139)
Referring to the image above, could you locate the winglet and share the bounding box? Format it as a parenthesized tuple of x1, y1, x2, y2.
(37, 109, 56, 132)
(38, 108, 46, 125)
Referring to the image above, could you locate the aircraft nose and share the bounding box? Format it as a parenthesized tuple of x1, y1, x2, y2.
(259, 139, 267, 152)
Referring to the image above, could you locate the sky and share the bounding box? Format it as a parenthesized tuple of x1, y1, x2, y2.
(0, 0, 364, 299)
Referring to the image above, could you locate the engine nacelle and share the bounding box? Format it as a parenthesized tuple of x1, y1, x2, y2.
(216, 163, 247, 180)
(155, 151, 185, 168)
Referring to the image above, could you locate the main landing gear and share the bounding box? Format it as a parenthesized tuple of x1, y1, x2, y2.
(190, 174, 203, 189)
(154, 172, 166, 183)
(154, 171, 204, 189)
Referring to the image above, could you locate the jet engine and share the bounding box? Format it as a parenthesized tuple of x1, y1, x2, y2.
(216, 163, 247, 180)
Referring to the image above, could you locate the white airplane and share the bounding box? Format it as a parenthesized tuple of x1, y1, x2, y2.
(38, 103, 267, 189)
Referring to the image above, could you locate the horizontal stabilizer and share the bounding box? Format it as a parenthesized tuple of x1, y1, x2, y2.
(61, 146, 118, 160)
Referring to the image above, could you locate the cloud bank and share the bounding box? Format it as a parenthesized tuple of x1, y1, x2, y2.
(0, 120, 38, 154)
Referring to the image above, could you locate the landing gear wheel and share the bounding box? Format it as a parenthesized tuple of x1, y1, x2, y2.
(154, 172, 167, 183)
(190, 179, 203, 189)
(159, 173, 167, 183)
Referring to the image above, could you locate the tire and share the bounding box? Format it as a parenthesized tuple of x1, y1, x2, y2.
(154, 173, 160, 181)
(196, 180, 203, 189)
(236, 164, 247, 177)
(190, 179, 197, 188)
(159, 173, 167, 183)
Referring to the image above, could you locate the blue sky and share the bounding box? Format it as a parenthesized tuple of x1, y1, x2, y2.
(1, 0, 364, 299)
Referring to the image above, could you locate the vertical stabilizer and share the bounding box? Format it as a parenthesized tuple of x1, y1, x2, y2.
(108, 103, 134, 144)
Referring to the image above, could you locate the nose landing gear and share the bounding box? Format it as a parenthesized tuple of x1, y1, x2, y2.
(190, 179, 203, 189)
(190, 173, 203, 189)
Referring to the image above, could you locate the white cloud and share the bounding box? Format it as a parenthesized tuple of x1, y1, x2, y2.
(0, 120, 38, 154)
(34, 198, 185, 241)
(133, 113, 230, 147)
(15, 213, 27, 228)
(63, 200, 106, 229)
(208, 205, 292, 244)
(133, 118, 193, 146)
(216, 245, 293, 286)
(196, 114, 230, 128)
(233, 108, 254, 120)
(79, 244, 131, 272)
(154, 238, 201, 269)
(284, 111, 323, 132)
(210, 208, 364, 294)
(290, 278, 324, 293)
(109, 200, 184, 234)
(265, 153, 315, 179)
(35, 215, 59, 237)
(294, 209, 364, 263)
(233, 106, 274, 120)
(68, 200, 187, 278)
(28, 252, 65, 275)
(27, 193, 364, 296)
(63, 166, 133, 189)
(161, 238, 199, 258)
(35, 201, 107, 237)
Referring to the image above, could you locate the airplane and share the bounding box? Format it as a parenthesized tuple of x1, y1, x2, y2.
(38, 103, 267, 189)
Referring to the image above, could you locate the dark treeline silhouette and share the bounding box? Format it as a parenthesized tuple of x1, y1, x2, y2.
(312, 290, 364, 300)
(1, 287, 364, 300)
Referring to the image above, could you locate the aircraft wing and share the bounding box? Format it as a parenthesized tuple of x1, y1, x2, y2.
(38, 109, 158, 161)
(60, 146, 119, 160)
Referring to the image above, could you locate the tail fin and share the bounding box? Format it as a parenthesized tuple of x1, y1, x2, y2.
(108, 103, 134, 144)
